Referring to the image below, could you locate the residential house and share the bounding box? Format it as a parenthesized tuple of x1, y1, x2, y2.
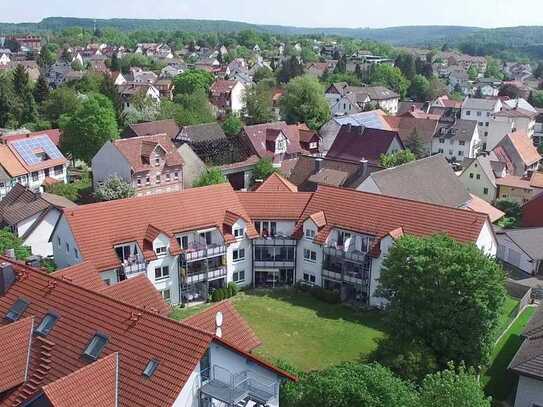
(428, 95, 463, 119)
(319, 110, 392, 154)
(176, 143, 207, 188)
(305, 62, 330, 78)
(431, 119, 480, 161)
(0, 184, 76, 257)
(0, 133, 68, 197)
(0, 258, 294, 407)
(45, 61, 73, 88)
(92, 134, 184, 196)
(474, 77, 501, 97)
(209, 80, 246, 117)
(504, 62, 533, 82)
(51, 183, 496, 309)
(460, 152, 507, 203)
(121, 119, 180, 140)
(9, 34, 42, 51)
(118, 83, 160, 110)
(127, 67, 158, 84)
(461, 97, 502, 150)
(495, 172, 543, 205)
(325, 83, 399, 115)
(510, 306, 543, 407)
(326, 125, 404, 165)
(153, 78, 174, 100)
(176, 123, 229, 163)
(297, 125, 320, 154)
(496, 228, 543, 275)
(256, 172, 298, 193)
(447, 67, 472, 95)
(384, 116, 439, 156)
(160, 61, 186, 78)
(487, 99, 538, 151)
(493, 132, 541, 176)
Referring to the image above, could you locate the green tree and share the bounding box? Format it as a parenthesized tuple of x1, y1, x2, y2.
(43, 87, 82, 127)
(193, 168, 227, 187)
(277, 55, 304, 84)
(13, 64, 29, 94)
(243, 81, 275, 125)
(334, 54, 348, 74)
(109, 52, 121, 71)
(405, 129, 426, 158)
(418, 365, 491, 407)
(253, 66, 275, 83)
(370, 64, 410, 99)
(173, 69, 214, 95)
(534, 62, 543, 79)
(499, 83, 522, 99)
(495, 198, 522, 228)
(37, 45, 54, 69)
(395, 53, 417, 81)
(409, 74, 430, 101)
(95, 176, 136, 201)
(60, 93, 119, 163)
(378, 235, 506, 369)
(280, 75, 331, 130)
(530, 90, 543, 108)
(484, 58, 504, 80)
(0, 228, 31, 260)
(0, 73, 15, 127)
(122, 90, 160, 126)
(222, 114, 242, 136)
(71, 59, 84, 71)
(253, 158, 276, 181)
(467, 65, 479, 81)
(379, 150, 416, 168)
(33, 74, 50, 104)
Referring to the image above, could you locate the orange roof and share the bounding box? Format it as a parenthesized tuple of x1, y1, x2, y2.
(0, 144, 26, 177)
(509, 132, 541, 167)
(496, 175, 533, 189)
(236, 191, 313, 220)
(61, 184, 258, 271)
(465, 194, 505, 223)
(531, 172, 543, 188)
(256, 172, 298, 192)
(43, 352, 118, 407)
(99, 275, 170, 316)
(52, 261, 107, 291)
(184, 301, 262, 352)
(309, 211, 327, 228)
(0, 317, 33, 392)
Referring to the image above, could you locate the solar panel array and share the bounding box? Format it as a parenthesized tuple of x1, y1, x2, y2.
(11, 135, 63, 166)
(335, 112, 386, 130)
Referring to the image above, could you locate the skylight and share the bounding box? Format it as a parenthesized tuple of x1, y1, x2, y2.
(4, 298, 29, 322)
(35, 312, 58, 336)
(143, 359, 159, 378)
(83, 333, 108, 361)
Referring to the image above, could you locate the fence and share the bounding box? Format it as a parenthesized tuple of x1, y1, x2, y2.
(505, 279, 533, 320)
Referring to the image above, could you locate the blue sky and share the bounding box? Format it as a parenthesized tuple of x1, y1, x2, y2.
(1, 0, 541, 28)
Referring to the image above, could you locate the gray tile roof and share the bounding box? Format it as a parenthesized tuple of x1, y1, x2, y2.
(500, 228, 543, 260)
(461, 97, 500, 111)
(178, 123, 227, 144)
(510, 306, 543, 380)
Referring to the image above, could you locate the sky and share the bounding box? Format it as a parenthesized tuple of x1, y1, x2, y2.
(1, 0, 542, 28)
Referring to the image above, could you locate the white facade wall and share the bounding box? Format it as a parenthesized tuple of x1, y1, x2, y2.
(25, 164, 68, 192)
(51, 215, 82, 268)
(461, 101, 502, 150)
(487, 116, 516, 152)
(368, 235, 395, 307)
(377, 98, 399, 115)
(172, 363, 201, 407)
(22, 209, 62, 257)
(497, 234, 536, 274)
(431, 129, 479, 161)
(459, 161, 497, 203)
(230, 82, 246, 114)
(514, 375, 543, 407)
(227, 219, 253, 288)
(476, 219, 497, 257)
(295, 219, 323, 286)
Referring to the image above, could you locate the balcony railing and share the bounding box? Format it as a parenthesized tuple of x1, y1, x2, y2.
(122, 255, 147, 276)
(181, 243, 226, 263)
(200, 365, 278, 405)
(184, 266, 227, 284)
(254, 236, 297, 246)
(324, 245, 368, 264)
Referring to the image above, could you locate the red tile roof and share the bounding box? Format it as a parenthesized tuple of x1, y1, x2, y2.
(210, 79, 238, 95)
(99, 275, 170, 316)
(508, 132, 541, 167)
(112, 134, 183, 173)
(52, 261, 107, 291)
(0, 258, 294, 406)
(242, 121, 304, 158)
(184, 301, 262, 352)
(294, 185, 488, 246)
(61, 184, 258, 271)
(43, 352, 118, 407)
(465, 194, 505, 223)
(256, 172, 298, 192)
(236, 191, 313, 220)
(0, 317, 33, 392)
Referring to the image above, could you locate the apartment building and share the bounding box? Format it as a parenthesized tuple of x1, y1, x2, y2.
(461, 97, 502, 150)
(51, 183, 496, 309)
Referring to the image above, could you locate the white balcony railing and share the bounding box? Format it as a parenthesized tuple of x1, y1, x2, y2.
(122, 255, 146, 276)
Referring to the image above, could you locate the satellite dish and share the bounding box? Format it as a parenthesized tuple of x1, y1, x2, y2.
(215, 327, 223, 338)
(215, 311, 223, 328)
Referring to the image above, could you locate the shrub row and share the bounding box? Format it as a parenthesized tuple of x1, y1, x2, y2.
(211, 282, 239, 302)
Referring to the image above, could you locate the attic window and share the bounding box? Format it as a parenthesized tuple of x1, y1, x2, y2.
(35, 312, 58, 336)
(143, 358, 160, 378)
(5, 298, 29, 322)
(83, 333, 108, 361)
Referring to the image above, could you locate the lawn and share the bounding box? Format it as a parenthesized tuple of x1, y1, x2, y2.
(171, 289, 387, 371)
(483, 306, 536, 402)
(495, 296, 520, 339)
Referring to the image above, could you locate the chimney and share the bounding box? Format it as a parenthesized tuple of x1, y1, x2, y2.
(0, 262, 15, 296)
(360, 158, 368, 174)
(4, 248, 15, 260)
(315, 157, 323, 173)
(410, 104, 416, 112)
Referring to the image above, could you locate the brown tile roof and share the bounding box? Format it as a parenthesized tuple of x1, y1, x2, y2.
(122, 119, 180, 140)
(0, 317, 33, 392)
(43, 352, 119, 407)
(99, 275, 170, 316)
(242, 121, 303, 158)
(0, 145, 26, 177)
(61, 184, 258, 271)
(496, 175, 533, 189)
(0, 258, 294, 406)
(184, 301, 261, 352)
(307, 168, 350, 187)
(210, 79, 237, 95)
(113, 134, 183, 173)
(52, 261, 107, 291)
(384, 116, 439, 145)
(508, 132, 541, 167)
(256, 172, 298, 192)
(309, 211, 327, 228)
(293, 185, 488, 246)
(236, 191, 313, 221)
(531, 172, 543, 189)
(326, 126, 403, 164)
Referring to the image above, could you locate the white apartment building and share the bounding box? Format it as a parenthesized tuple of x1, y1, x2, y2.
(461, 97, 502, 151)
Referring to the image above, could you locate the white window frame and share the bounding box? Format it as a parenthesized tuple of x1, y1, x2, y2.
(233, 227, 245, 239)
(233, 270, 246, 283)
(232, 248, 246, 263)
(154, 266, 170, 281)
(303, 248, 317, 262)
(305, 228, 316, 240)
(161, 289, 171, 303)
(155, 246, 167, 256)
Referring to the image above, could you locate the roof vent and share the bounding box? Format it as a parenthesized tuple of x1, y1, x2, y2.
(0, 262, 16, 296)
(143, 358, 160, 378)
(5, 298, 29, 322)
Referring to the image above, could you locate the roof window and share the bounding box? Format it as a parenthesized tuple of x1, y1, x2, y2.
(35, 312, 59, 336)
(83, 333, 108, 361)
(5, 298, 29, 322)
(143, 359, 160, 378)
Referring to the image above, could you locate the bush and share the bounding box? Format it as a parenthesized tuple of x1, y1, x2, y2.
(227, 282, 239, 297)
(211, 289, 223, 302)
(310, 286, 341, 304)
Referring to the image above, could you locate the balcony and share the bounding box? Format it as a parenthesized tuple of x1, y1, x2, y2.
(184, 266, 227, 284)
(200, 365, 278, 406)
(323, 255, 370, 286)
(181, 242, 226, 263)
(324, 242, 368, 264)
(254, 235, 297, 246)
(122, 255, 147, 277)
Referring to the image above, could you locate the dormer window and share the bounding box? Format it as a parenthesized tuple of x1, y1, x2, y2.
(143, 359, 159, 379)
(155, 246, 167, 256)
(305, 228, 316, 240)
(233, 227, 244, 239)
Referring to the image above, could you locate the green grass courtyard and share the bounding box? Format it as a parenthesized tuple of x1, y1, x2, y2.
(171, 288, 387, 371)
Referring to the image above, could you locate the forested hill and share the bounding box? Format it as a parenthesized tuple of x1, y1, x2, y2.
(0, 17, 481, 45)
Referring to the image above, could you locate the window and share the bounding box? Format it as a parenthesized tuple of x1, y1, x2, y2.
(466, 111, 471, 116)
(438, 148, 444, 153)
(146, 176, 151, 184)
(233, 248, 245, 262)
(5, 298, 29, 322)
(35, 312, 58, 336)
(485, 122, 489, 127)
(143, 359, 160, 378)
(304, 249, 317, 262)
(337, 231, 351, 246)
(233, 227, 245, 239)
(31, 172, 39, 181)
(448, 150, 453, 155)
(476, 174, 481, 180)
(137, 178, 142, 186)
(165, 173, 170, 182)
(458, 151, 464, 156)
(309, 142, 318, 149)
(478, 122, 484, 126)
(74, 248, 79, 259)
(65, 242, 70, 253)
(484, 132, 488, 138)
(255, 221, 276, 237)
(154, 266, 170, 280)
(154, 157, 160, 166)
(44, 168, 50, 177)
(174, 171, 179, 180)
(439, 138, 445, 144)
(57, 236, 61, 246)
(483, 187, 489, 195)
(305, 228, 316, 240)
(177, 235, 188, 249)
(303, 273, 316, 283)
(155, 246, 167, 256)
(200, 231, 212, 245)
(160, 289, 171, 303)
(83, 333, 108, 360)
(477, 111, 482, 117)
(54, 165, 63, 176)
(233, 270, 246, 283)
(459, 141, 465, 146)
(156, 174, 161, 184)
(469, 173, 474, 178)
